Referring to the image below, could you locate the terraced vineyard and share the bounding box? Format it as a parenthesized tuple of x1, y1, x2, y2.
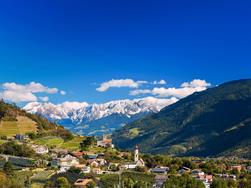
(0, 116, 37, 136)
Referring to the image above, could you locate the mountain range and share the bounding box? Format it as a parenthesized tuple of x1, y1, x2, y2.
(23, 97, 178, 135)
(112, 79, 251, 158)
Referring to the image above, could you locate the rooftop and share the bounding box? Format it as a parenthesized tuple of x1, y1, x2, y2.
(74, 179, 92, 186)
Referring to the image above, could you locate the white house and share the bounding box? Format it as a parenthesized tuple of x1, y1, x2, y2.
(57, 154, 80, 173)
(150, 166, 169, 174)
(82, 166, 91, 174)
(92, 168, 103, 174)
(122, 163, 137, 169)
(97, 135, 114, 148)
(191, 169, 205, 177)
(31, 145, 49, 155)
(178, 167, 191, 175)
(87, 158, 107, 167)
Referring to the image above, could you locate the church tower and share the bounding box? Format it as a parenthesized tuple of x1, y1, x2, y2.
(103, 134, 107, 141)
(134, 145, 139, 162)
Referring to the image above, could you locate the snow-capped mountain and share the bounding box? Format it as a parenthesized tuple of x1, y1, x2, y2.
(23, 97, 178, 135)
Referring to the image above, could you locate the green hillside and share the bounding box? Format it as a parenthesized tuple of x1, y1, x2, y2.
(112, 79, 251, 158)
(0, 116, 37, 136)
(0, 100, 71, 139)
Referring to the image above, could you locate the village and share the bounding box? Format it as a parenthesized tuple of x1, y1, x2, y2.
(0, 133, 250, 188)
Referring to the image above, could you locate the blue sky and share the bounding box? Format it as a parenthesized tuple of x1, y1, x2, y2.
(0, 0, 250, 104)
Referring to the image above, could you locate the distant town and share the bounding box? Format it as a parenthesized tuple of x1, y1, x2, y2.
(0, 133, 250, 188)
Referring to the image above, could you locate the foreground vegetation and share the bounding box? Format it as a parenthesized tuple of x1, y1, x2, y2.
(0, 100, 250, 187)
(0, 134, 250, 187)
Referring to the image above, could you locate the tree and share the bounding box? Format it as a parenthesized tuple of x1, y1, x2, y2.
(86, 181, 96, 188)
(0, 141, 36, 157)
(227, 179, 237, 188)
(182, 159, 196, 169)
(55, 126, 74, 141)
(134, 180, 146, 188)
(135, 166, 148, 173)
(211, 178, 228, 188)
(27, 132, 37, 139)
(24, 175, 30, 187)
(199, 160, 222, 174)
(44, 181, 54, 188)
(80, 136, 96, 150)
(68, 166, 82, 174)
(123, 178, 134, 188)
(109, 164, 119, 172)
(0, 172, 8, 187)
(238, 174, 251, 188)
(164, 175, 204, 188)
(56, 177, 71, 188)
(3, 161, 14, 176)
(143, 154, 157, 168)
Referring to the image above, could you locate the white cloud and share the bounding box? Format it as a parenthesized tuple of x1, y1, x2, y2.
(60, 90, 66, 95)
(0, 82, 62, 103)
(137, 80, 148, 84)
(96, 79, 147, 92)
(0, 90, 37, 103)
(138, 96, 178, 111)
(153, 79, 167, 85)
(3, 82, 58, 94)
(151, 86, 206, 98)
(130, 89, 152, 96)
(181, 79, 211, 88)
(130, 79, 211, 99)
(39, 96, 49, 102)
(96, 79, 169, 92)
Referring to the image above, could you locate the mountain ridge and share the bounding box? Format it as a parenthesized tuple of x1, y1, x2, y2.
(23, 97, 178, 135)
(112, 79, 251, 158)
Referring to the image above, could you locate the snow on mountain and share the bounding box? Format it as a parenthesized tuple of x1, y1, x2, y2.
(23, 97, 178, 135)
(24, 97, 177, 122)
(23, 101, 89, 121)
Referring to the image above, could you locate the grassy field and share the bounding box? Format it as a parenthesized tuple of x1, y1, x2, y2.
(99, 174, 119, 188)
(122, 171, 155, 184)
(61, 136, 83, 150)
(129, 128, 140, 138)
(99, 172, 154, 188)
(91, 146, 115, 153)
(31, 183, 44, 188)
(33, 136, 116, 152)
(34, 136, 64, 146)
(34, 136, 83, 151)
(0, 116, 37, 136)
(0, 139, 8, 144)
(14, 170, 34, 186)
(16, 116, 37, 134)
(31, 170, 55, 183)
(30, 170, 55, 188)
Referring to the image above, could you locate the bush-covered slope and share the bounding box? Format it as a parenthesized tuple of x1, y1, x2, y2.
(113, 79, 251, 158)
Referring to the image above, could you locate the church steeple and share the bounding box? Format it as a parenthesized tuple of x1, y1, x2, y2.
(134, 145, 139, 162)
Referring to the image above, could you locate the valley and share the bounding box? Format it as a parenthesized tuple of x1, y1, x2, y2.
(0, 80, 251, 188)
(23, 97, 176, 135)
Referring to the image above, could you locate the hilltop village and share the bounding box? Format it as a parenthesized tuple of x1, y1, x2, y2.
(0, 133, 250, 188)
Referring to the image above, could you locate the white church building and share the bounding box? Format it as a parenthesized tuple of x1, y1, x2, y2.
(122, 145, 145, 169)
